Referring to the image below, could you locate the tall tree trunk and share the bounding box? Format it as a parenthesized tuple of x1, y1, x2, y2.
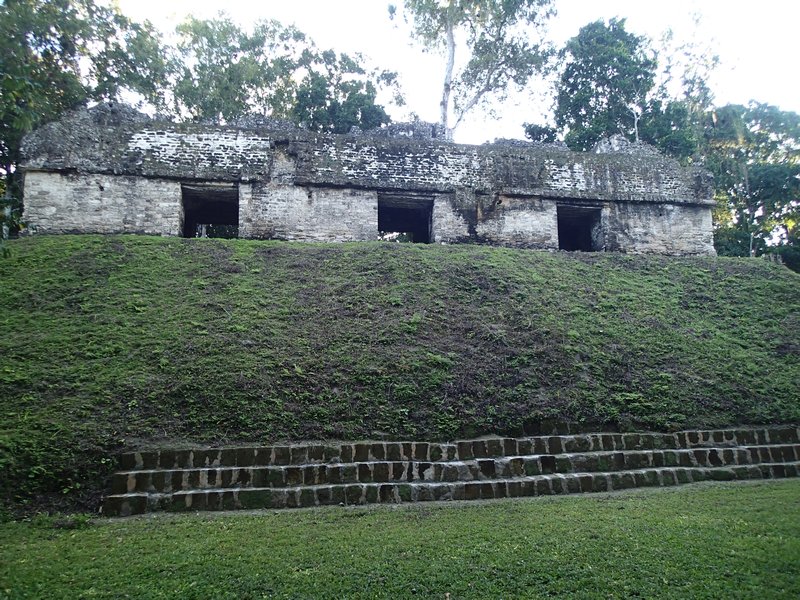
(1, 163, 12, 242)
(743, 163, 756, 257)
(439, 17, 455, 134)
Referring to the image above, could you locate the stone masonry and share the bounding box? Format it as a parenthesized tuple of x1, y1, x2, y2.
(102, 425, 800, 515)
(21, 102, 716, 255)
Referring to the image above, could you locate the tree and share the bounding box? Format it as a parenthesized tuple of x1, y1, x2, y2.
(705, 103, 800, 267)
(548, 18, 704, 161)
(171, 16, 306, 122)
(390, 0, 555, 137)
(292, 51, 394, 134)
(170, 16, 397, 133)
(522, 123, 558, 143)
(554, 18, 656, 151)
(646, 23, 719, 161)
(638, 99, 697, 161)
(0, 0, 168, 230)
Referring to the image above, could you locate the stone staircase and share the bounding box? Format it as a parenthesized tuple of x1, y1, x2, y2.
(102, 425, 800, 517)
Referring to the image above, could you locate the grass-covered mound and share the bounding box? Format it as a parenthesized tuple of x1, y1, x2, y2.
(1, 235, 798, 512)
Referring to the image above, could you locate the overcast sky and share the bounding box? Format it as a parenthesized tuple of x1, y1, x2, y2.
(118, 0, 800, 143)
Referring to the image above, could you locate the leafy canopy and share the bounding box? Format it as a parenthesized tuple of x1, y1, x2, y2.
(292, 51, 397, 134)
(530, 18, 699, 160)
(170, 15, 397, 133)
(554, 18, 656, 150)
(0, 3, 401, 238)
(171, 16, 306, 123)
(527, 17, 799, 269)
(707, 103, 800, 267)
(0, 0, 168, 179)
(0, 0, 168, 242)
(391, 0, 555, 135)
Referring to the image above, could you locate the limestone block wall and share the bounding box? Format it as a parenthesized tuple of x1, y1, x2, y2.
(21, 105, 275, 182)
(19, 105, 717, 255)
(605, 202, 715, 255)
(22, 168, 714, 255)
(22, 105, 714, 208)
(475, 196, 559, 249)
(432, 194, 470, 243)
(23, 171, 182, 235)
(241, 184, 378, 241)
(292, 136, 710, 207)
(538, 156, 693, 203)
(294, 138, 492, 192)
(127, 129, 273, 181)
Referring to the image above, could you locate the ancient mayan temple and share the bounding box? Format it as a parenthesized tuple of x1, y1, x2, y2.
(21, 103, 715, 255)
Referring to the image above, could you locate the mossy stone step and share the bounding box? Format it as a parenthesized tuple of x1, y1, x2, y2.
(109, 444, 800, 495)
(117, 426, 800, 471)
(103, 426, 800, 516)
(103, 461, 800, 517)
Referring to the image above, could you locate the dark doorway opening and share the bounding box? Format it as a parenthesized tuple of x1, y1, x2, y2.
(557, 205, 603, 251)
(378, 193, 433, 243)
(181, 184, 239, 238)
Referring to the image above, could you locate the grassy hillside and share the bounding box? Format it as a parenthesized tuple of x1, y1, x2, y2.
(1, 235, 798, 512)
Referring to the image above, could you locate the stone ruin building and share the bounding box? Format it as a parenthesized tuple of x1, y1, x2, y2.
(20, 103, 716, 255)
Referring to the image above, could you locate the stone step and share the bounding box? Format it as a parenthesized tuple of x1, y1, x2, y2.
(103, 461, 800, 517)
(109, 444, 800, 495)
(117, 426, 800, 471)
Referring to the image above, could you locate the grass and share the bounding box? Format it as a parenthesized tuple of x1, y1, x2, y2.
(0, 235, 798, 513)
(1, 480, 799, 599)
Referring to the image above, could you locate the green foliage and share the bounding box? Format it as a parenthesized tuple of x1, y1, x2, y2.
(2, 482, 800, 597)
(392, 0, 555, 133)
(707, 103, 800, 268)
(551, 19, 700, 159)
(712, 226, 763, 258)
(1, 4, 399, 206)
(1, 187, 15, 257)
(555, 18, 656, 150)
(638, 99, 697, 160)
(171, 15, 397, 132)
(522, 123, 558, 143)
(0, 0, 169, 227)
(1, 237, 798, 513)
(0, 0, 168, 142)
(171, 16, 304, 122)
(292, 51, 393, 133)
(772, 234, 800, 271)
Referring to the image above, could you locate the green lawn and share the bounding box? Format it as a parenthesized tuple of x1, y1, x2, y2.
(2, 480, 799, 599)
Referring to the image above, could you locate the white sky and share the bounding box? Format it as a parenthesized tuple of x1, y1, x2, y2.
(118, 0, 800, 144)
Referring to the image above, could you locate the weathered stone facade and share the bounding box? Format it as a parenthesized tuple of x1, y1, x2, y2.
(21, 103, 716, 255)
